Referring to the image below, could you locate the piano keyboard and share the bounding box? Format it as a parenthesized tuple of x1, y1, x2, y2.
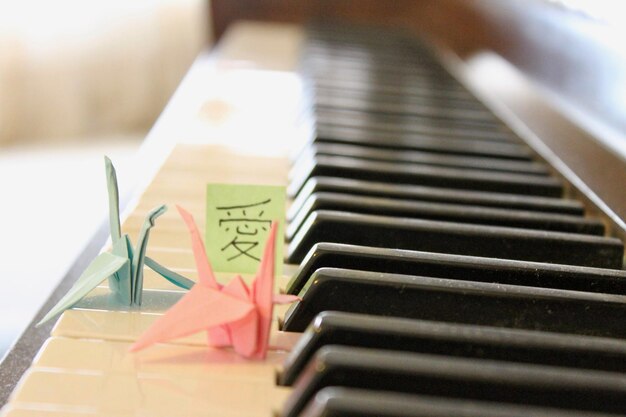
(3, 23, 626, 417)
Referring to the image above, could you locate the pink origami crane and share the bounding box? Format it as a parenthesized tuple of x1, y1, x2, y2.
(129, 205, 299, 359)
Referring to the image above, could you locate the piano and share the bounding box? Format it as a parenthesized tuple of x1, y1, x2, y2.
(3, 1, 626, 415)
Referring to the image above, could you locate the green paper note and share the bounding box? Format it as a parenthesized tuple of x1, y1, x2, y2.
(206, 183, 285, 274)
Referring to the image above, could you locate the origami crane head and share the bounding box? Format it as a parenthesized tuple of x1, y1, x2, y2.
(130, 205, 299, 359)
(37, 157, 194, 326)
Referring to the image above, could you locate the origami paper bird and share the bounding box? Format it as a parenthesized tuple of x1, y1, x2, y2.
(38, 157, 194, 326)
(130, 206, 299, 359)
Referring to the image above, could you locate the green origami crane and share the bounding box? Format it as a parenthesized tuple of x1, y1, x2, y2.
(38, 157, 194, 326)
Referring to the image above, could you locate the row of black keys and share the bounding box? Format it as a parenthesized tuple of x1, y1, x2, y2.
(280, 237, 626, 415)
(285, 141, 623, 269)
(279, 31, 626, 416)
(281, 310, 626, 416)
(289, 49, 623, 269)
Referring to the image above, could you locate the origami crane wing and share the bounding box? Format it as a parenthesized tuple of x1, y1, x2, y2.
(250, 222, 277, 359)
(132, 205, 167, 305)
(220, 275, 258, 357)
(144, 257, 195, 290)
(108, 235, 133, 304)
(37, 252, 128, 326)
(129, 284, 255, 352)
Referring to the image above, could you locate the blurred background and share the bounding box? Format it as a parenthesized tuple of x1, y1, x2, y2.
(0, 0, 208, 356)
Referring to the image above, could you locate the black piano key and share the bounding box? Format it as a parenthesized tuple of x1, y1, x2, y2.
(295, 143, 549, 175)
(281, 268, 626, 334)
(304, 61, 441, 77)
(310, 125, 530, 158)
(305, 38, 431, 50)
(312, 94, 497, 123)
(312, 111, 503, 136)
(286, 243, 626, 295)
(302, 52, 444, 69)
(304, 66, 460, 86)
(302, 60, 450, 79)
(304, 43, 439, 63)
(308, 74, 481, 100)
(309, 72, 471, 95)
(287, 157, 561, 198)
(309, 71, 479, 99)
(281, 311, 626, 386)
(286, 211, 623, 268)
(297, 125, 529, 161)
(304, 47, 439, 63)
(310, 85, 489, 113)
(308, 78, 475, 104)
(302, 58, 456, 77)
(306, 42, 435, 56)
(299, 387, 617, 417)
(314, 109, 502, 134)
(285, 192, 603, 240)
(289, 177, 584, 216)
(308, 77, 457, 92)
(302, 45, 444, 66)
(311, 90, 494, 117)
(314, 108, 510, 142)
(282, 346, 626, 417)
(303, 53, 450, 73)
